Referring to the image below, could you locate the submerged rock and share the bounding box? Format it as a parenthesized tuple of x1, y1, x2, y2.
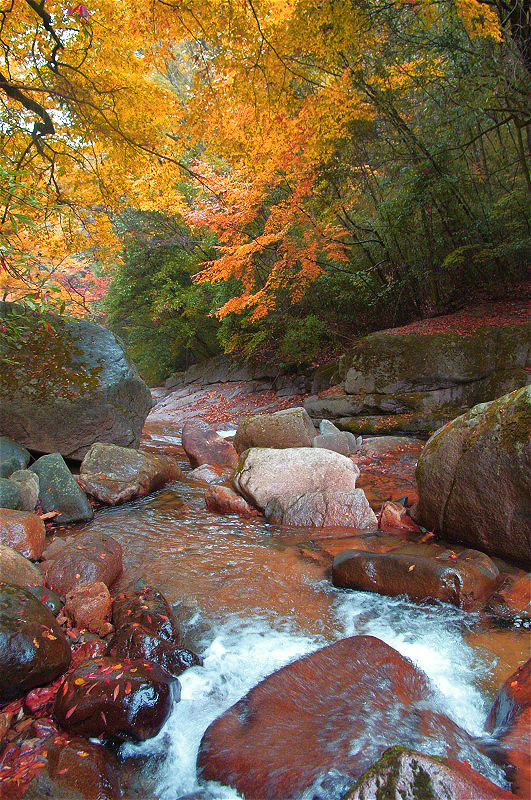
(41, 531, 122, 595)
(0, 583, 70, 703)
(31, 453, 93, 524)
(416, 386, 530, 564)
(182, 419, 238, 469)
(54, 657, 178, 741)
(0, 509, 45, 559)
(234, 407, 316, 452)
(198, 635, 485, 799)
(233, 447, 359, 511)
(265, 489, 377, 531)
(79, 442, 182, 504)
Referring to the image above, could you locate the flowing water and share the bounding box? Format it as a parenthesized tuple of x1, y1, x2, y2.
(70, 430, 528, 799)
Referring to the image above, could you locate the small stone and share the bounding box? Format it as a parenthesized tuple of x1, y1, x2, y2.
(0, 509, 46, 559)
(8, 469, 39, 511)
(205, 486, 258, 517)
(63, 582, 113, 636)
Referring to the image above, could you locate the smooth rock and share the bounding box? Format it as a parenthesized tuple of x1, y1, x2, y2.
(379, 501, 421, 533)
(112, 582, 181, 642)
(332, 548, 499, 609)
(0, 543, 43, 588)
(31, 453, 93, 524)
(0, 583, 70, 703)
(182, 419, 238, 469)
(233, 447, 359, 511)
(234, 407, 316, 452)
(265, 489, 377, 530)
(26, 584, 63, 615)
(110, 626, 202, 678)
(312, 432, 351, 456)
(0, 436, 30, 477)
(8, 469, 39, 511)
(416, 386, 531, 564)
(0, 509, 46, 559)
(54, 657, 178, 741)
(0, 302, 153, 460)
(41, 532, 122, 595)
(188, 464, 229, 484)
(63, 581, 113, 636)
(205, 485, 258, 517)
(0, 477, 21, 509)
(343, 746, 513, 800)
(79, 442, 182, 505)
(198, 636, 488, 800)
(486, 573, 531, 620)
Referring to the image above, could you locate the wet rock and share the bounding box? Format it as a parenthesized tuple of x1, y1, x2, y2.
(205, 485, 258, 517)
(31, 453, 93, 524)
(198, 635, 485, 800)
(112, 582, 180, 642)
(0, 436, 30, 477)
(379, 501, 421, 533)
(0, 544, 43, 588)
(78, 442, 183, 505)
(54, 657, 178, 741)
(486, 573, 531, 620)
(233, 447, 359, 511)
(62, 582, 113, 636)
(25, 585, 63, 615)
(416, 386, 531, 564)
(0, 510, 45, 559)
(0, 583, 70, 703)
(21, 736, 120, 800)
(110, 625, 202, 677)
(0, 477, 21, 509)
(486, 658, 531, 798)
(8, 470, 39, 511)
(332, 548, 499, 609)
(0, 302, 153, 460)
(343, 746, 513, 800)
(182, 419, 238, 469)
(265, 489, 377, 531)
(0, 711, 13, 746)
(234, 407, 316, 452)
(41, 532, 122, 595)
(188, 464, 229, 484)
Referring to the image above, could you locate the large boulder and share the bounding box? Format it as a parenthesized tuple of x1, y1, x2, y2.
(54, 657, 178, 741)
(332, 547, 499, 610)
(198, 635, 488, 800)
(0, 302, 152, 460)
(41, 531, 122, 595)
(182, 419, 239, 469)
(0, 436, 30, 477)
(234, 407, 316, 452)
(265, 490, 377, 531)
(8, 469, 39, 511)
(233, 447, 359, 511)
(0, 583, 70, 703)
(79, 442, 182, 505)
(0, 509, 46, 559)
(0, 477, 21, 509)
(0, 543, 43, 587)
(31, 453, 93, 524)
(416, 387, 531, 564)
(343, 746, 513, 800)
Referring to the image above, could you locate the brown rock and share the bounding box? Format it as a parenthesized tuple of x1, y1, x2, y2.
(265, 489, 378, 531)
(486, 573, 531, 620)
(0, 543, 43, 588)
(110, 625, 202, 677)
(54, 657, 178, 741)
(332, 548, 499, 609)
(234, 407, 316, 452)
(205, 485, 258, 517)
(0, 509, 46, 560)
(198, 635, 484, 800)
(379, 501, 421, 533)
(112, 582, 180, 642)
(63, 582, 113, 636)
(0, 711, 12, 747)
(182, 420, 238, 469)
(41, 532, 122, 595)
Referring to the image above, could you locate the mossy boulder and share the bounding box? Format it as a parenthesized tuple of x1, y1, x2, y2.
(32, 453, 93, 524)
(0, 302, 152, 460)
(416, 386, 531, 564)
(234, 407, 316, 452)
(0, 436, 30, 478)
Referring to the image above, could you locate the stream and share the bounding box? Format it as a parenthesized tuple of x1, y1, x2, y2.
(69, 427, 528, 799)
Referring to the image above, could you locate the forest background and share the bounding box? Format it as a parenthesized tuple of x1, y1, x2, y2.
(0, 0, 529, 384)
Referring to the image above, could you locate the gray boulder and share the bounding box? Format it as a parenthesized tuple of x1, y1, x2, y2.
(0, 302, 152, 460)
(416, 386, 530, 563)
(0, 478, 21, 510)
(8, 470, 39, 511)
(32, 453, 93, 524)
(265, 489, 377, 530)
(0, 436, 30, 478)
(234, 407, 316, 452)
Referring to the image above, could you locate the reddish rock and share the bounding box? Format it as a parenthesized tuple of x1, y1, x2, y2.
(486, 573, 531, 620)
(332, 548, 499, 609)
(205, 485, 258, 517)
(112, 583, 180, 642)
(0, 544, 43, 588)
(198, 635, 483, 800)
(188, 464, 229, 484)
(110, 625, 202, 677)
(62, 582, 113, 636)
(41, 532, 122, 595)
(70, 636, 108, 670)
(265, 489, 377, 530)
(0, 711, 12, 746)
(379, 501, 421, 533)
(182, 420, 238, 469)
(54, 657, 178, 741)
(24, 679, 64, 715)
(343, 746, 514, 800)
(79, 442, 183, 505)
(486, 658, 531, 798)
(0, 510, 46, 560)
